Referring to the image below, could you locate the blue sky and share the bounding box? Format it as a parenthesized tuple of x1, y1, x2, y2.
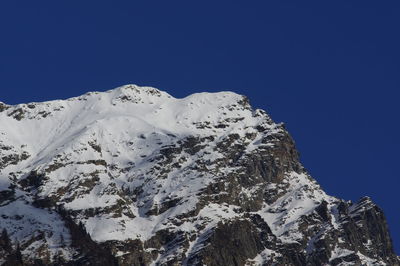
(1, 1, 399, 252)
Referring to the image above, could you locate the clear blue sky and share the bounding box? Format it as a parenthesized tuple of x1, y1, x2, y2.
(1, 1, 399, 253)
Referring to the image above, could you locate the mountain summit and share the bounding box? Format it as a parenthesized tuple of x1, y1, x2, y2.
(0, 85, 398, 265)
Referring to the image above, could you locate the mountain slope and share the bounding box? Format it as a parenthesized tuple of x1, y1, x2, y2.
(0, 85, 398, 265)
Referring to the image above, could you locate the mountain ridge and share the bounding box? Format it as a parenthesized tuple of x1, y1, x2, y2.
(0, 85, 398, 265)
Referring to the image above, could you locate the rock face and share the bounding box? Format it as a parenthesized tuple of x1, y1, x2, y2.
(0, 85, 398, 265)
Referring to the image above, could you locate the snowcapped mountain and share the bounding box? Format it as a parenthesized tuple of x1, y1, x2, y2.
(0, 85, 398, 265)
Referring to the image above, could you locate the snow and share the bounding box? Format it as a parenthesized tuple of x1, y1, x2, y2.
(357, 251, 386, 266)
(0, 84, 386, 264)
(245, 248, 280, 266)
(1, 85, 264, 174)
(329, 246, 354, 260)
(0, 194, 74, 260)
(328, 246, 386, 266)
(256, 171, 337, 243)
(0, 85, 274, 246)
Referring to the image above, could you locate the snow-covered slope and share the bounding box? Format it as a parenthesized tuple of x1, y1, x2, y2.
(0, 85, 398, 265)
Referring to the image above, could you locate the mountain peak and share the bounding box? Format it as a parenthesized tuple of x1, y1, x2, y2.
(111, 84, 164, 94)
(0, 85, 398, 265)
(106, 84, 171, 102)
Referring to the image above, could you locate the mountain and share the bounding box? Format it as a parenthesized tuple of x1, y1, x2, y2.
(0, 85, 398, 265)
